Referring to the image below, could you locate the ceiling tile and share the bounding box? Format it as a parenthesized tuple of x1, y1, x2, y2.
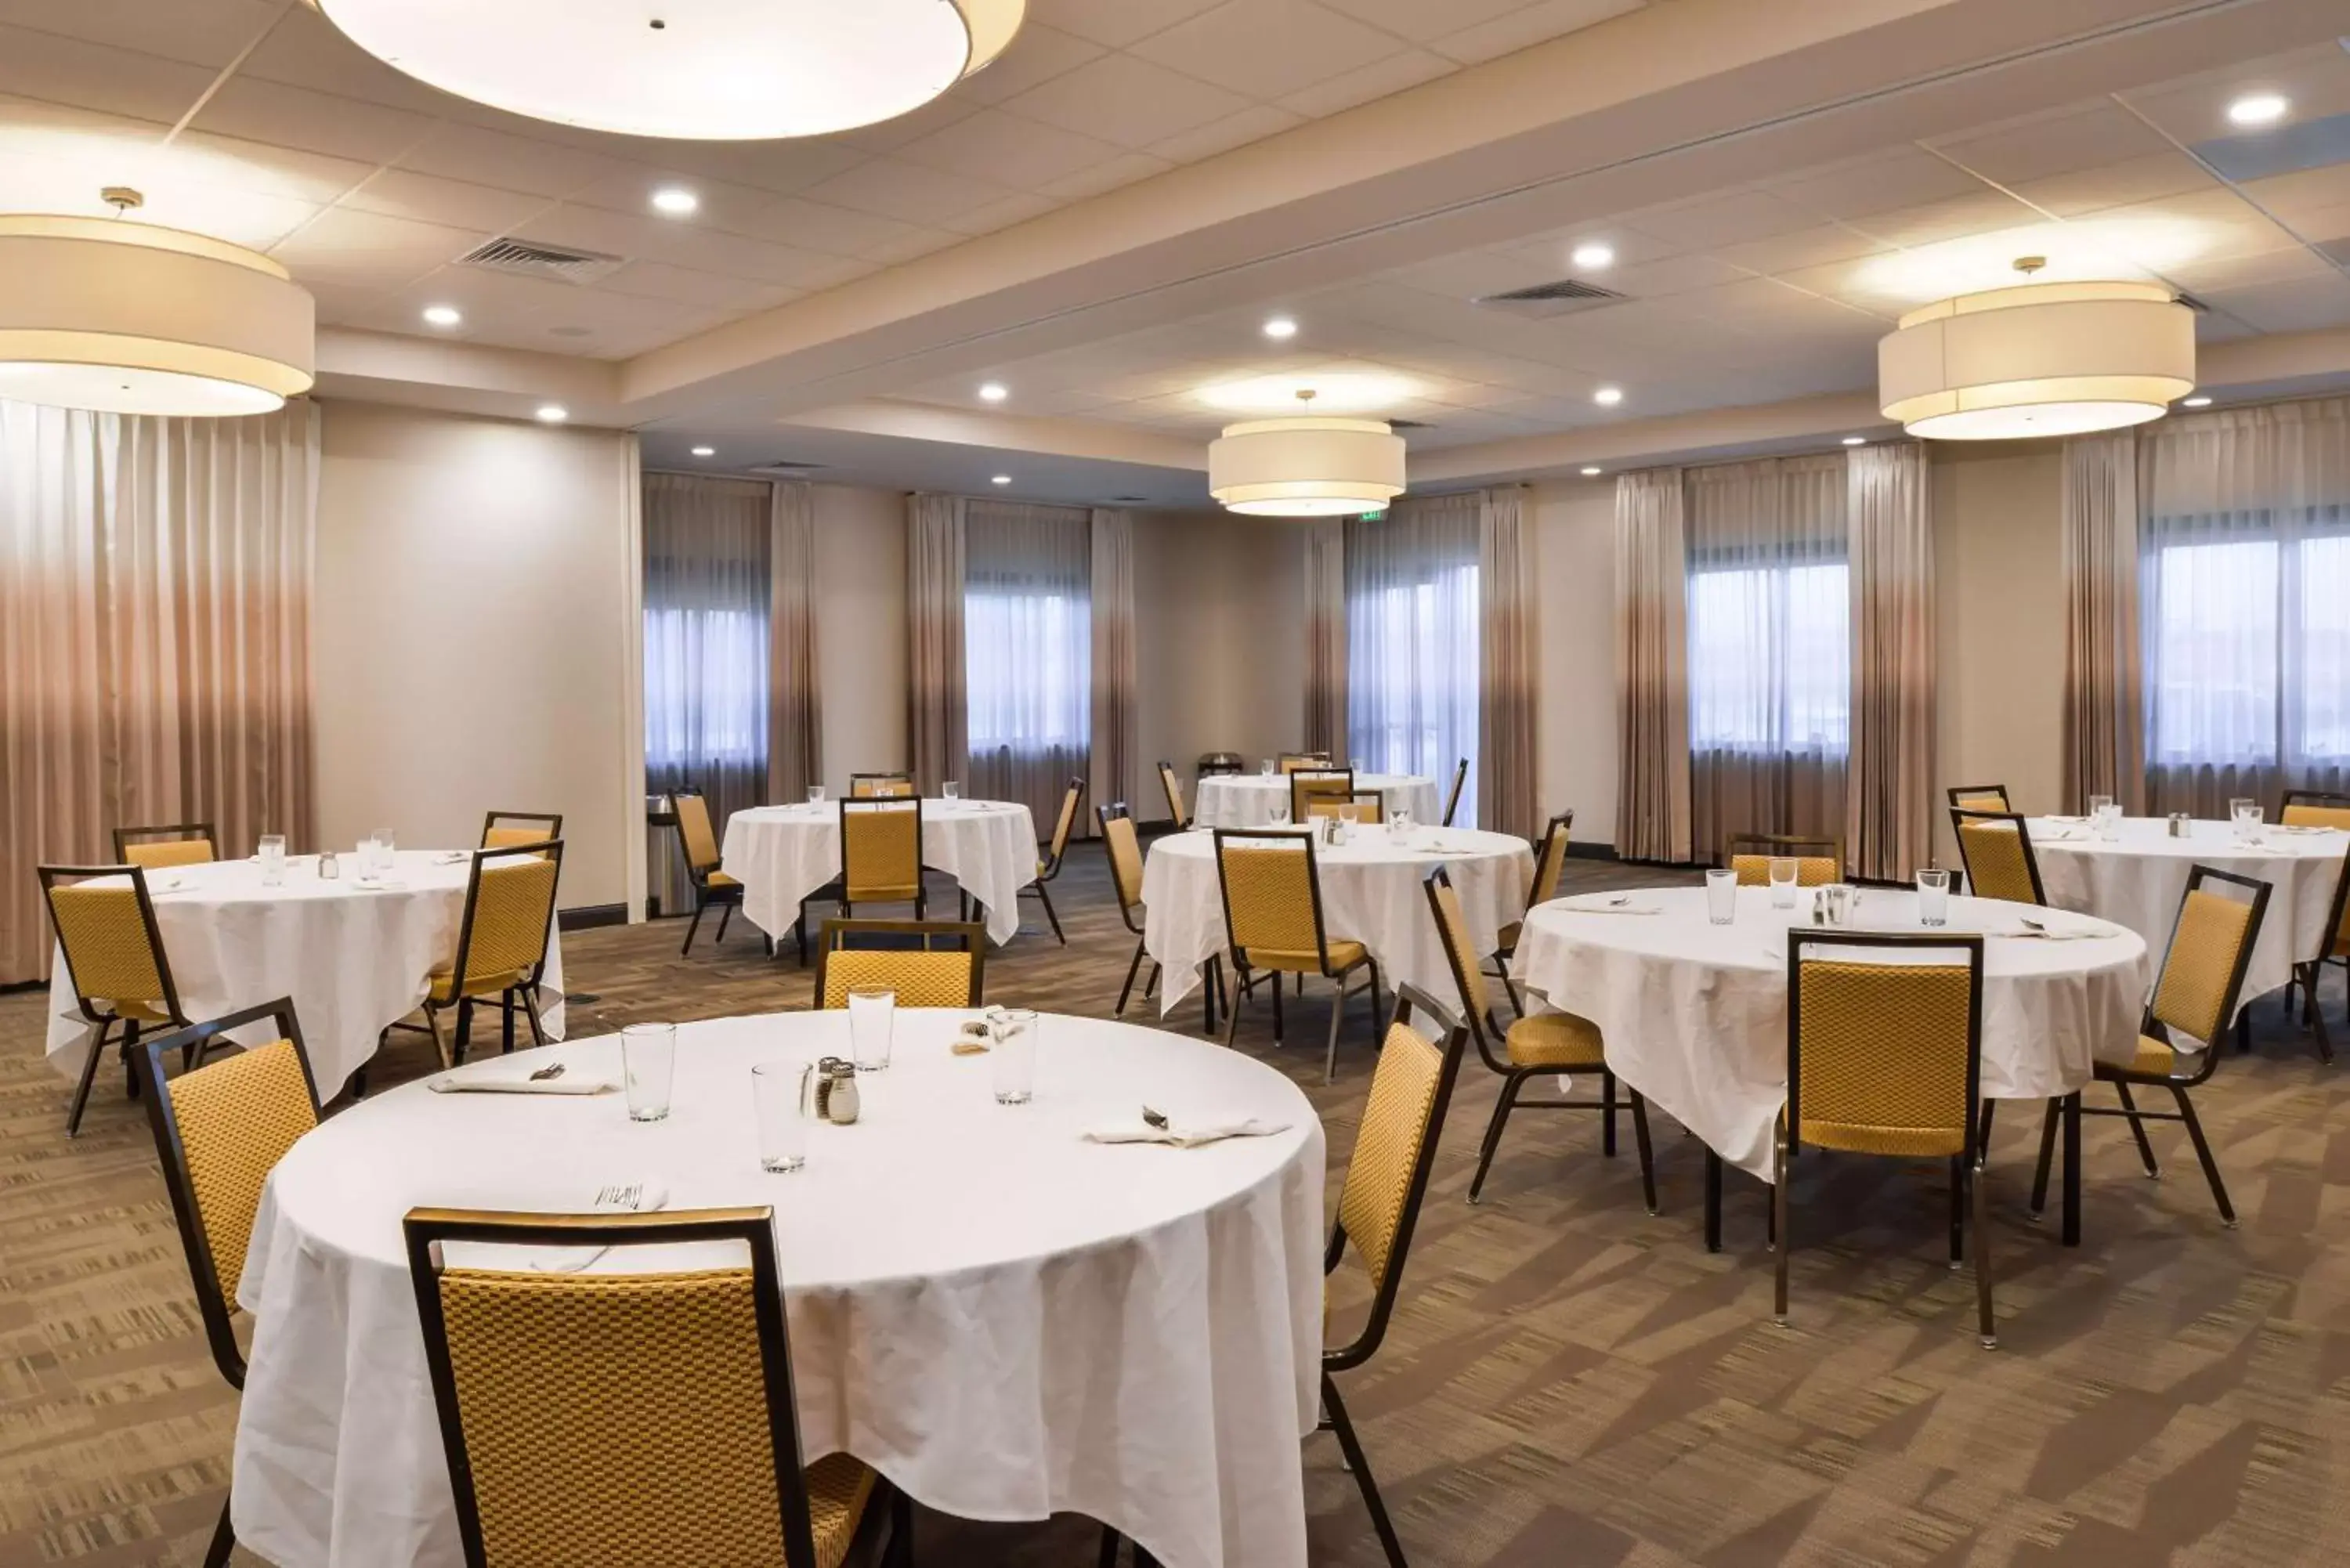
(508, 203, 675, 263)
(236, 6, 464, 117)
(2008, 150, 2215, 219)
(1318, 0, 1550, 44)
(826, 92, 983, 156)
(1625, 189, 1819, 251)
(396, 123, 627, 200)
(1276, 49, 1455, 119)
(2238, 163, 2350, 228)
(656, 229, 873, 291)
(1148, 103, 1305, 165)
(271, 207, 487, 291)
(1603, 252, 1757, 295)
(1840, 189, 2041, 247)
(630, 138, 873, 199)
(859, 226, 965, 266)
(2160, 243, 2336, 294)
(0, 24, 212, 123)
(1769, 148, 1987, 222)
(1036, 150, 1173, 202)
(1000, 53, 1256, 151)
(597, 262, 773, 310)
(1026, 0, 1227, 51)
(2193, 273, 2350, 334)
(161, 129, 376, 204)
(190, 77, 436, 166)
(2119, 42, 2350, 150)
(895, 107, 1133, 190)
(732, 197, 927, 261)
(953, 24, 1110, 107)
(2072, 186, 2306, 269)
(1430, 0, 1644, 67)
(1129, 0, 1405, 103)
(1929, 102, 2175, 186)
(0, 0, 284, 68)
(942, 191, 1062, 237)
(564, 167, 781, 238)
(800, 156, 1024, 226)
(1709, 223, 1887, 277)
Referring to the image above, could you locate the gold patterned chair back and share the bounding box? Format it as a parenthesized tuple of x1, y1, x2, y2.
(1950, 810, 2042, 905)
(851, 773, 916, 799)
(1332, 990, 1465, 1319)
(42, 869, 175, 1020)
(1158, 761, 1187, 827)
(1100, 808, 1146, 912)
(815, 919, 985, 1009)
(1947, 786, 2012, 814)
(403, 1206, 869, 1568)
(2280, 794, 2350, 831)
(673, 789, 723, 873)
(121, 837, 215, 870)
(2149, 878, 2265, 1046)
(483, 812, 562, 854)
(1726, 834, 1839, 888)
(841, 801, 921, 901)
(1289, 769, 1354, 822)
(1045, 778, 1083, 867)
(1278, 753, 1330, 774)
(1423, 869, 1492, 1026)
(453, 850, 562, 992)
(1307, 794, 1382, 824)
(1214, 833, 1322, 958)
(1530, 811, 1574, 904)
(1789, 935, 1980, 1158)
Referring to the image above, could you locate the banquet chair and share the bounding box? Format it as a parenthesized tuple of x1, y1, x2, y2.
(1277, 752, 1331, 774)
(840, 797, 926, 923)
(1157, 760, 1191, 830)
(40, 863, 193, 1136)
(2280, 788, 2350, 829)
(1213, 829, 1381, 1081)
(2285, 844, 2348, 1063)
(1726, 833, 1841, 887)
(1426, 865, 1655, 1209)
(814, 918, 985, 1008)
(1289, 768, 1354, 823)
(1948, 808, 2048, 905)
(1099, 804, 1162, 1017)
(2032, 865, 2271, 1228)
(132, 999, 324, 1568)
(1018, 776, 1085, 945)
(479, 810, 562, 851)
(668, 786, 747, 956)
(1777, 931, 1994, 1348)
(1441, 757, 1468, 826)
(1307, 791, 1384, 824)
(849, 771, 916, 799)
(418, 840, 564, 1070)
(402, 1205, 909, 1568)
(1488, 810, 1573, 1017)
(112, 822, 217, 869)
(1947, 784, 2013, 814)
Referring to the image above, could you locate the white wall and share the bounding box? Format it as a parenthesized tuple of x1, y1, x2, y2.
(1531, 480, 1618, 847)
(810, 482, 909, 795)
(314, 399, 641, 912)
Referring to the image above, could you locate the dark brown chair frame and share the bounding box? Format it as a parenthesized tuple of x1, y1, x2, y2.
(480, 810, 563, 846)
(1097, 803, 1161, 1017)
(112, 821, 218, 863)
(1018, 775, 1086, 945)
(1156, 760, 1191, 830)
(1212, 827, 1383, 1081)
(812, 917, 987, 1007)
(2279, 789, 2350, 1062)
(41, 862, 191, 1136)
(1288, 767, 1354, 824)
(848, 771, 917, 798)
(1490, 809, 1574, 1016)
(1440, 757, 1468, 827)
(1945, 784, 2013, 812)
(1946, 807, 2048, 905)
(410, 839, 565, 1068)
(1723, 831, 1843, 878)
(667, 783, 747, 956)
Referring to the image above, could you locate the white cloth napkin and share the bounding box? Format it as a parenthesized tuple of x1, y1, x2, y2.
(353, 877, 411, 891)
(429, 1061, 618, 1095)
(432, 851, 470, 865)
(1556, 894, 1662, 916)
(1086, 1116, 1290, 1149)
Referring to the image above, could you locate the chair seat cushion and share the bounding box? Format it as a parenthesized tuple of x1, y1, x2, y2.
(848, 882, 920, 902)
(112, 998, 172, 1024)
(1247, 940, 1368, 974)
(428, 965, 532, 1003)
(1798, 1118, 1966, 1158)
(2098, 1033, 2180, 1080)
(1496, 919, 1523, 952)
(806, 1452, 877, 1568)
(1505, 1010, 1603, 1068)
(705, 869, 740, 889)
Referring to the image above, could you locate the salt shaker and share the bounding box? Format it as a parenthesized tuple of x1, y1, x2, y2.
(819, 1057, 860, 1124)
(318, 849, 339, 880)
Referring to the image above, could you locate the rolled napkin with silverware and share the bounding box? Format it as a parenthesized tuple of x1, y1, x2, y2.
(1086, 1106, 1291, 1148)
(1558, 893, 1663, 915)
(428, 1059, 618, 1095)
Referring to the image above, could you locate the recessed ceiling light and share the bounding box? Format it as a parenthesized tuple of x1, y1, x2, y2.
(691, 445, 715, 457)
(421, 303, 462, 327)
(1570, 243, 1614, 270)
(1842, 435, 1866, 446)
(1579, 465, 1603, 477)
(978, 381, 1008, 403)
(991, 474, 1012, 485)
(2227, 93, 2289, 127)
(651, 186, 699, 216)
(536, 404, 568, 423)
(1262, 316, 1299, 340)
(2182, 395, 2212, 407)
(1593, 385, 1624, 406)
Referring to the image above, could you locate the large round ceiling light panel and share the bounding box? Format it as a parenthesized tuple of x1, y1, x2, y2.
(1209, 416, 1406, 518)
(1878, 266, 2194, 440)
(300, 0, 1026, 140)
(0, 205, 314, 417)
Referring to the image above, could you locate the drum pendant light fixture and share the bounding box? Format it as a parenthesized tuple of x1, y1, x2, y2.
(1878, 257, 2195, 439)
(1209, 389, 1407, 517)
(298, 0, 1027, 141)
(0, 189, 315, 417)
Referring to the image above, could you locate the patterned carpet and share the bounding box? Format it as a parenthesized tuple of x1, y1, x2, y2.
(4, 849, 2348, 1566)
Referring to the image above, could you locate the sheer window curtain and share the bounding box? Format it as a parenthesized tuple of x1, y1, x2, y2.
(906, 493, 967, 795)
(965, 500, 1091, 826)
(1845, 443, 1936, 881)
(1686, 456, 1849, 863)
(1, 397, 319, 985)
(1347, 493, 1480, 825)
(1090, 508, 1138, 819)
(2140, 396, 2350, 815)
(1614, 468, 1692, 862)
(643, 472, 772, 916)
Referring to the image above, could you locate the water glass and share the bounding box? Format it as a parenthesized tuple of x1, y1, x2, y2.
(2088, 793, 2113, 818)
(847, 986, 895, 1072)
(2095, 802, 2122, 841)
(750, 1062, 807, 1172)
(1268, 800, 1289, 826)
(1768, 858, 1799, 909)
(1705, 867, 1737, 924)
(942, 780, 961, 800)
(371, 827, 396, 876)
(258, 833, 287, 887)
(991, 1008, 1038, 1105)
(1393, 807, 1414, 833)
(1916, 868, 1951, 927)
(1820, 883, 1853, 927)
(808, 784, 827, 805)
(2168, 811, 2191, 839)
(621, 1023, 676, 1122)
(2235, 802, 2265, 846)
(1260, 757, 1276, 776)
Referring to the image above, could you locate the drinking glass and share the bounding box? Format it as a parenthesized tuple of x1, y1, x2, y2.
(2088, 793, 2113, 818)
(1393, 807, 1414, 833)
(808, 784, 827, 806)
(990, 1008, 1037, 1104)
(1268, 800, 1289, 826)
(621, 1023, 676, 1122)
(1260, 757, 1276, 776)
(848, 986, 895, 1073)
(2236, 802, 2265, 846)
(258, 834, 287, 887)
(751, 1062, 807, 1172)
(1916, 868, 1951, 927)
(1705, 867, 1737, 924)
(371, 827, 396, 877)
(1768, 858, 1799, 909)
(942, 780, 961, 801)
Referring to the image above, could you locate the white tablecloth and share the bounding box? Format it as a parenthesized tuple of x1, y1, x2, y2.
(721, 800, 1039, 945)
(1141, 825, 1531, 1012)
(2029, 815, 2345, 1010)
(232, 1011, 1324, 1568)
(43, 851, 566, 1096)
(1509, 886, 2149, 1180)
(1194, 772, 1441, 829)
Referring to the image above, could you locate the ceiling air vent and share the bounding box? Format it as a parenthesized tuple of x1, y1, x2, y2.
(1474, 276, 1627, 318)
(748, 458, 830, 474)
(457, 237, 626, 285)
(1108, 494, 1150, 503)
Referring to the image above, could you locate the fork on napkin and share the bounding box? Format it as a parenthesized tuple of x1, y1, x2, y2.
(1559, 894, 1662, 916)
(430, 1060, 618, 1095)
(536, 1180, 670, 1273)
(2006, 916, 2112, 941)
(1086, 1109, 1290, 1148)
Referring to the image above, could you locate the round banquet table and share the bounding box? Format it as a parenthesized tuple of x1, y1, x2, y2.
(1509, 886, 2149, 1194)
(2028, 815, 2345, 1016)
(1141, 824, 1531, 1013)
(721, 798, 1039, 946)
(42, 851, 565, 1097)
(1193, 771, 1441, 829)
(232, 1010, 1325, 1568)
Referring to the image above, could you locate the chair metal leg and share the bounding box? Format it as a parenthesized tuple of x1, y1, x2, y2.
(1977, 1099, 1997, 1151)
(520, 988, 548, 1047)
(455, 999, 475, 1066)
(2028, 1098, 2059, 1218)
(1705, 1149, 1723, 1253)
(501, 995, 516, 1056)
(2171, 1083, 2236, 1227)
(794, 905, 809, 966)
(1271, 968, 1285, 1043)
(2063, 1092, 2083, 1246)
(1498, 967, 1524, 1018)
(1972, 1157, 1997, 1349)
(1322, 1375, 1408, 1568)
(65, 1019, 116, 1137)
(1772, 1133, 1791, 1324)
(1366, 962, 1383, 1047)
(714, 902, 733, 943)
(1144, 962, 1161, 1001)
(1322, 977, 1347, 1084)
(2111, 1079, 2162, 1176)
(680, 899, 706, 956)
(425, 1005, 456, 1070)
(1115, 935, 1147, 1016)
(1630, 1092, 1658, 1214)
(1948, 1154, 1966, 1266)
(202, 1497, 236, 1568)
(1036, 881, 1065, 945)
(1601, 1070, 1618, 1158)
(1467, 1072, 1527, 1204)
(1221, 966, 1246, 1048)
(124, 1020, 143, 1100)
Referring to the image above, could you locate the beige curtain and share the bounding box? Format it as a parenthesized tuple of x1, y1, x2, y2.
(2059, 430, 2146, 814)
(1, 397, 318, 985)
(768, 479, 822, 804)
(1845, 443, 1936, 881)
(1613, 468, 1692, 862)
(1090, 508, 1138, 821)
(1302, 518, 1347, 754)
(1479, 485, 1539, 840)
(905, 493, 967, 795)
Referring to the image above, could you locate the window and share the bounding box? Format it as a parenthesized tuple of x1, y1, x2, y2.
(963, 503, 1091, 817)
(1346, 496, 1480, 824)
(2145, 529, 2350, 769)
(1687, 561, 1850, 753)
(645, 605, 766, 768)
